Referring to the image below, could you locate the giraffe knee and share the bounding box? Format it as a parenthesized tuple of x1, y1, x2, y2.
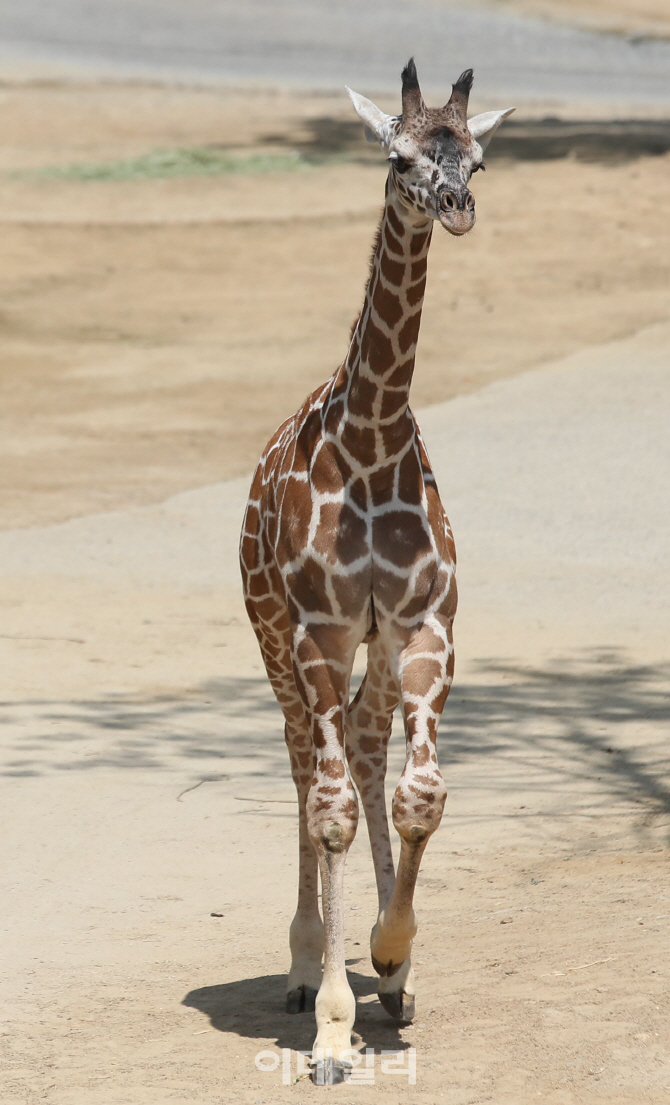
(307, 789, 359, 854)
(392, 774, 447, 843)
(309, 816, 358, 854)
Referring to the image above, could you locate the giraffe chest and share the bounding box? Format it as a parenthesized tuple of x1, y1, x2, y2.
(273, 467, 372, 622)
(270, 437, 455, 627)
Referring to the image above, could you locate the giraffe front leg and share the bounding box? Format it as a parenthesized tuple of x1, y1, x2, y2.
(293, 626, 359, 1085)
(309, 826, 356, 1084)
(370, 617, 452, 1022)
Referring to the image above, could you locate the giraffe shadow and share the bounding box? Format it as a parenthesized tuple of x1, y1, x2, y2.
(182, 965, 410, 1052)
(3, 649, 670, 853)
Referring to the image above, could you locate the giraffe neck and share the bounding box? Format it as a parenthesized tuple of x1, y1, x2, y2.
(329, 182, 433, 468)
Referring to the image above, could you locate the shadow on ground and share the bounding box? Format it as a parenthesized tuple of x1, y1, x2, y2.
(2, 650, 669, 839)
(266, 116, 670, 164)
(182, 966, 408, 1053)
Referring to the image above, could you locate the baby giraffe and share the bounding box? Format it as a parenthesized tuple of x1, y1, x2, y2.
(240, 59, 513, 1084)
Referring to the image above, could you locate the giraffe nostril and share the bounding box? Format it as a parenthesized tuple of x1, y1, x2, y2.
(441, 191, 456, 211)
(466, 192, 475, 211)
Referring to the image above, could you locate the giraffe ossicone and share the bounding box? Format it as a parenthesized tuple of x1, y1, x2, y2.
(240, 58, 514, 1085)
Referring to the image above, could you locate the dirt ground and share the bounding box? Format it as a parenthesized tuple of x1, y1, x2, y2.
(2, 80, 670, 1105)
(2, 82, 670, 527)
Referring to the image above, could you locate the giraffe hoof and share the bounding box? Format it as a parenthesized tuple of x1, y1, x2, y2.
(371, 953, 404, 978)
(310, 1058, 352, 1085)
(378, 988, 415, 1024)
(286, 985, 318, 1014)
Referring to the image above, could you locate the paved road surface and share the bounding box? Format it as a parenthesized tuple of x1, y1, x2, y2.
(0, 0, 669, 105)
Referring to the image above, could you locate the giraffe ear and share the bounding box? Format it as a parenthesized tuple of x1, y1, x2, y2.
(346, 87, 401, 150)
(467, 107, 515, 151)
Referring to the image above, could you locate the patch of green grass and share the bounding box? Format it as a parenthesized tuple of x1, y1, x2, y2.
(19, 146, 330, 183)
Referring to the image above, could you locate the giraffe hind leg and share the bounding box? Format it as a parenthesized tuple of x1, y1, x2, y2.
(285, 713, 324, 1015)
(251, 623, 325, 1014)
(346, 636, 397, 920)
(346, 637, 415, 1022)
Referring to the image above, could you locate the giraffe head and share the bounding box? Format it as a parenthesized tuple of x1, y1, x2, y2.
(347, 59, 514, 236)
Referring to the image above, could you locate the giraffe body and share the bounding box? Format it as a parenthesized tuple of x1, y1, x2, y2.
(239, 60, 513, 1084)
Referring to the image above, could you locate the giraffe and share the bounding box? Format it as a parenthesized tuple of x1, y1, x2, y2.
(240, 59, 513, 1084)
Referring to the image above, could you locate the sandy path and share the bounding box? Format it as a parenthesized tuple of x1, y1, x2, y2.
(2, 323, 669, 1104)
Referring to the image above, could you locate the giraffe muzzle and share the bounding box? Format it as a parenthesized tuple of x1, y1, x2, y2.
(438, 189, 476, 236)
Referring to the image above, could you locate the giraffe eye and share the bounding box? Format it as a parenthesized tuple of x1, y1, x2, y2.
(471, 161, 486, 174)
(390, 154, 411, 174)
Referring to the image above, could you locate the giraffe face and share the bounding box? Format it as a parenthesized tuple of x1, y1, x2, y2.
(347, 59, 514, 237)
(387, 127, 483, 236)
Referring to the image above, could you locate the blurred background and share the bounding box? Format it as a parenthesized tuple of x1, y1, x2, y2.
(1, 0, 670, 528)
